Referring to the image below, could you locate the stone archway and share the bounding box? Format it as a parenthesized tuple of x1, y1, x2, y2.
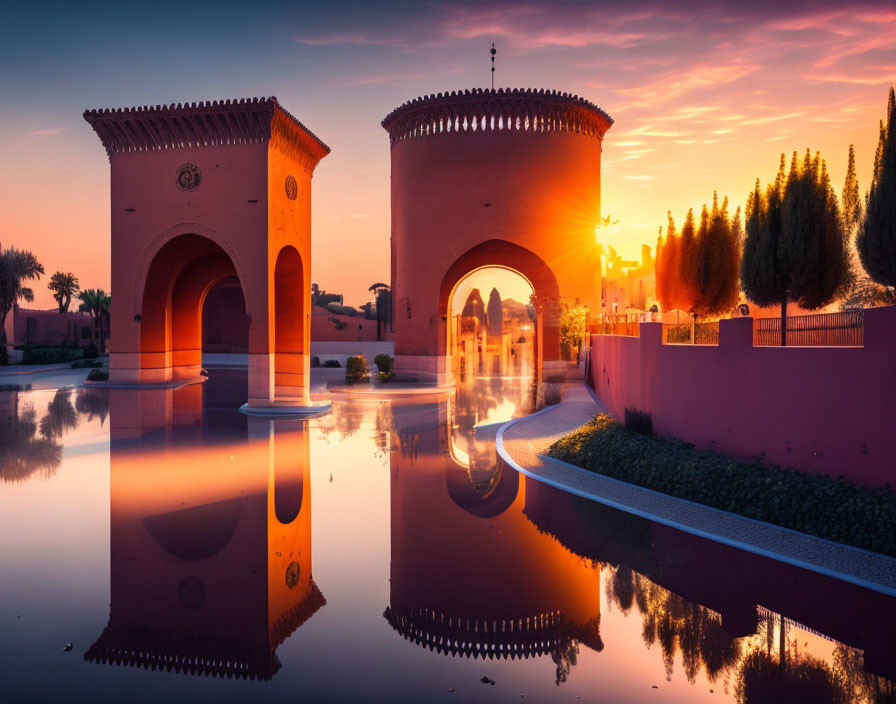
(84, 97, 329, 412)
(140, 233, 247, 382)
(439, 240, 561, 384)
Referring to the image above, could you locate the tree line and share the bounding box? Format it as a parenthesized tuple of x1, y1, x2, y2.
(0, 248, 110, 362)
(655, 87, 896, 345)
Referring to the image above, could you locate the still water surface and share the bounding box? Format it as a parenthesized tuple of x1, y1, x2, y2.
(1, 370, 894, 703)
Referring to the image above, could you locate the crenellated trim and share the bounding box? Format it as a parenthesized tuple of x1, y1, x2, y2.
(382, 87, 613, 146)
(383, 603, 602, 659)
(84, 97, 330, 174)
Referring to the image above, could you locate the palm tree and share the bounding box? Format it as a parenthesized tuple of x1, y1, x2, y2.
(78, 289, 111, 353)
(0, 242, 45, 354)
(48, 271, 80, 313)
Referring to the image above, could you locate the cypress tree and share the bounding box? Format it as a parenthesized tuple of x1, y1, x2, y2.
(655, 226, 666, 310)
(842, 144, 862, 236)
(656, 212, 680, 313)
(690, 194, 741, 321)
(666, 212, 680, 311)
(677, 208, 698, 317)
(858, 86, 896, 289)
(781, 150, 850, 312)
(742, 150, 848, 345)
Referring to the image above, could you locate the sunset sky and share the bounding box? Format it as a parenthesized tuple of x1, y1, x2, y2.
(1, 1, 894, 308)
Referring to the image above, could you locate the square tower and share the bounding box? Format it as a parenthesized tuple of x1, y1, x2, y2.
(84, 97, 329, 410)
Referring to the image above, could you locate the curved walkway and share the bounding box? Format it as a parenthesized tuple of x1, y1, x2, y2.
(496, 382, 896, 597)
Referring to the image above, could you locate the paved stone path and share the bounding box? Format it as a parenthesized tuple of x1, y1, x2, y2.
(496, 382, 896, 596)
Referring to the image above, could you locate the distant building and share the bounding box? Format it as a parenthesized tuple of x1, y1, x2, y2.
(599, 243, 657, 315)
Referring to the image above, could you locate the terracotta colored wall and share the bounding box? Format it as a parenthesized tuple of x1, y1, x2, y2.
(310, 310, 379, 341)
(202, 281, 250, 352)
(589, 306, 896, 487)
(390, 130, 603, 378)
(109, 143, 270, 380)
(13, 307, 93, 346)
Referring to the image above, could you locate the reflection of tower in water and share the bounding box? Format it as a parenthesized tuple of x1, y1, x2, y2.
(385, 397, 602, 684)
(86, 384, 324, 680)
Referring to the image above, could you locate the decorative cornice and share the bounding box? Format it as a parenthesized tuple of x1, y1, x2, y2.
(382, 87, 613, 146)
(383, 603, 596, 659)
(84, 97, 330, 174)
(85, 582, 325, 681)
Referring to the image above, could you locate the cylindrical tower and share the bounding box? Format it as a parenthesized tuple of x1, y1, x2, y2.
(383, 87, 613, 384)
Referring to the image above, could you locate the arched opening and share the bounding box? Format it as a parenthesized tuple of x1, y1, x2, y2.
(274, 246, 306, 401)
(202, 278, 249, 353)
(140, 234, 249, 383)
(448, 266, 535, 383)
(272, 420, 306, 525)
(438, 239, 562, 387)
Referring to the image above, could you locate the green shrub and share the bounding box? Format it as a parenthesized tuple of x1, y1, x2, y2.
(310, 356, 320, 368)
(547, 413, 896, 557)
(22, 347, 83, 364)
(345, 354, 370, 383)
(87, 368, 109, 382)
(323, 359, 341, 368)
(624, 408, 653, 435)
(0, 346, 7, 366)
(374, 353, 393, 374)
(82, 343, 99, 359)
(374, 354, 394, 382)
(71, 359, 103, 369)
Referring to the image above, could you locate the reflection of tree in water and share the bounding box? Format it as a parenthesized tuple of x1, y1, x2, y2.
(604, 565, 741, 687)
(396, 427, 419, 463)
(735, 613, 896, 704)
(832, 642, 896, 704)
(39, 389, 79, 439)
(735, 613, 843, 703)
(552, 639, 580, 686)
(0, 403, 62, 483)
(75, 388, 109, 426)
(372, 402, 393, 460)
(314, 400, 364, 442)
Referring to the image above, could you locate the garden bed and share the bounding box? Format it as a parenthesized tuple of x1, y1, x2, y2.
(547, 413, 896, 557)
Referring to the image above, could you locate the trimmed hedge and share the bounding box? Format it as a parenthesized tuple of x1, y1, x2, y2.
(547, 413, 896, 557)
(22, 347, 83, 364)
(374, 353, 394, 382)
(345, 354, 370, 384)
(87, 368, 109, 382)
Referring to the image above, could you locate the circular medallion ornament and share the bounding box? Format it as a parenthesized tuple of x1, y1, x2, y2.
(178, 576, 206, 610)
(285, 175, 298, 201)
(175, 163, 202, 192)
(285, 561, 301, 589)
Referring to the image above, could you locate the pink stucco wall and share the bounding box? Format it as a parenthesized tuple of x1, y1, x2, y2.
(310, 307, 379, 342)
(590, 305, 896, 488)
(13, 307, 94, 346)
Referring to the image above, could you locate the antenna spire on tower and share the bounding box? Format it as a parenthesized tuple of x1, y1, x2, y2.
(490, 42, 496, 90)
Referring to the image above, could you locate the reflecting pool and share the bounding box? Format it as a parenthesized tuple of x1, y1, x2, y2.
(1, 370, 894, 702)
